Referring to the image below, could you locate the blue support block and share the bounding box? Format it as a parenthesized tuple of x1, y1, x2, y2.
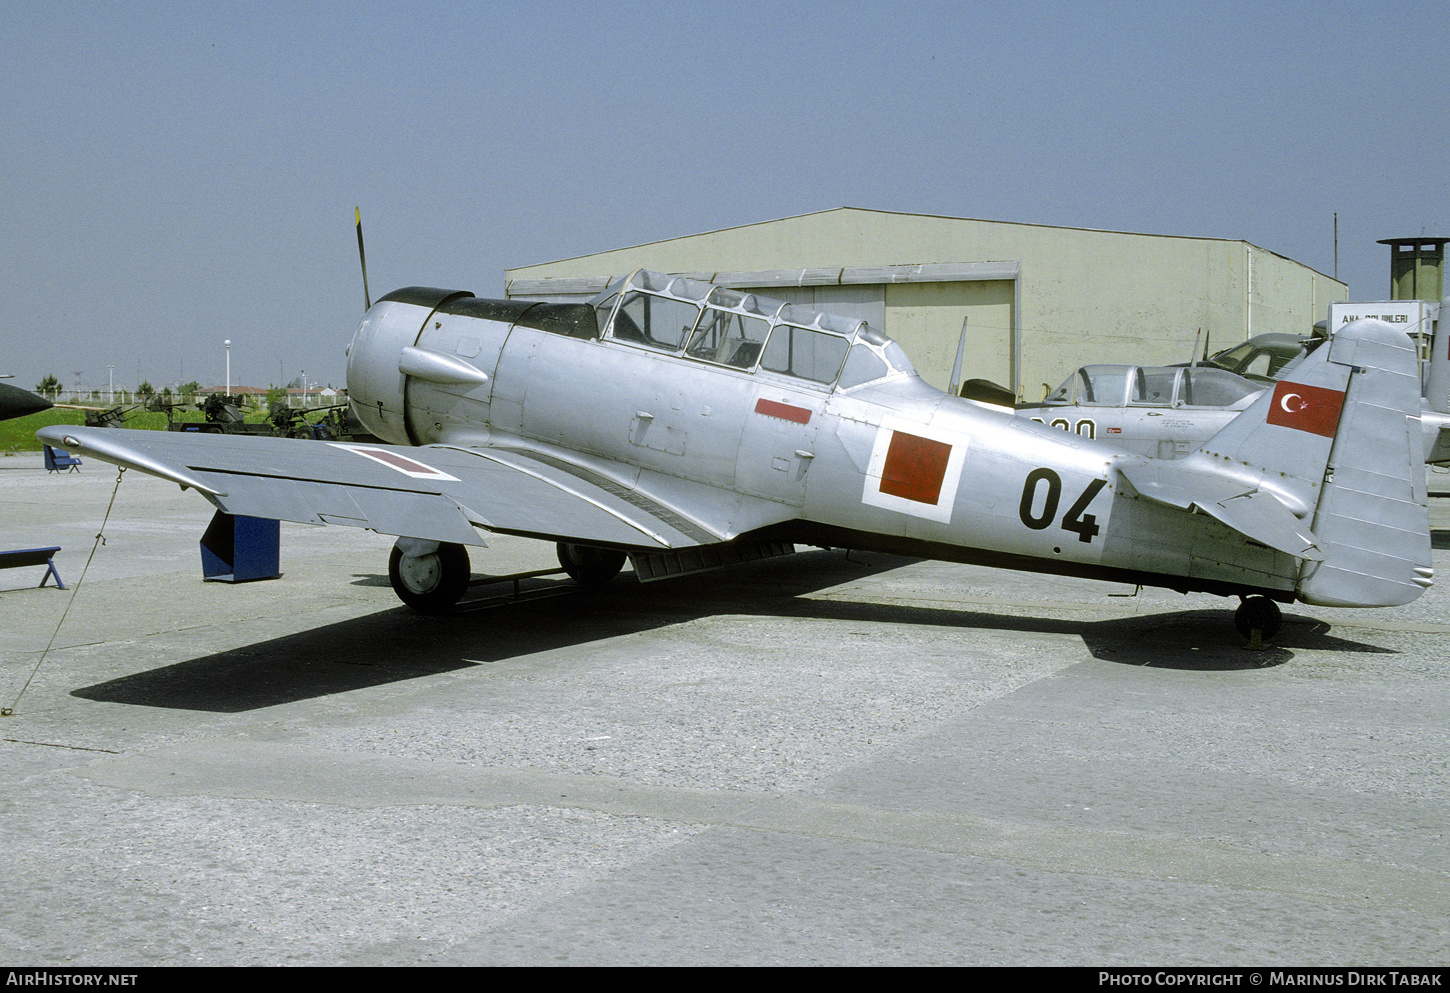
(0, 546, 65, 589)
(44, 445, 81, 472)
(200, 511, 281, 583)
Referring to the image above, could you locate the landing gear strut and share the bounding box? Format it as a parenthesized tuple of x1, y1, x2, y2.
(388, 538, 470, 613)
(1234, 595, 1282, 644)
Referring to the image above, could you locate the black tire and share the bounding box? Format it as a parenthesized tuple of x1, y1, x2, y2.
(1234, 595, 1282, 641)
(556, 543, 627, 587)
(388, 541, 470, 613)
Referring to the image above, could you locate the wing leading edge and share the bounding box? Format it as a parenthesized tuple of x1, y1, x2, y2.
(36, 426, 718, 551)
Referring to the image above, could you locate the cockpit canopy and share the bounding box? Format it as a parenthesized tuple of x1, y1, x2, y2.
(1200, 333, 1307, 382)
(1042, 364, 1262, 409)
(590, 270, 916, 390)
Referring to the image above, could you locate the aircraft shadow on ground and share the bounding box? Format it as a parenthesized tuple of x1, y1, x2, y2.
(776, 597, 1390, 671)
(70, 550, 905, 713)
(71, 550, 1395, 711)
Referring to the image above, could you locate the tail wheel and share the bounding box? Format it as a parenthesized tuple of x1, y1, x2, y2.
(1234, 595, 1282, 641)
(389, 539, 470, 613)
(556, 543, 627, 587)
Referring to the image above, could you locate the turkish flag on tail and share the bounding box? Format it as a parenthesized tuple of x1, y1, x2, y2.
(1266, 381, 1346, 437)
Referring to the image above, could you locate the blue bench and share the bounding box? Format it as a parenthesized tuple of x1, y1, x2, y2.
(0, 547, 66, 589)
(44, 445, 81, 473)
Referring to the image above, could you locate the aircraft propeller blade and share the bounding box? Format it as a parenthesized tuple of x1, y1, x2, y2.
(355, 206, 372, 311)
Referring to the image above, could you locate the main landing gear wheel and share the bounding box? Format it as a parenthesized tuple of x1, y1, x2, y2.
(556, 542, 627, 587)
(1234, 595, 1282, 642)
(389, 539, 470, 614)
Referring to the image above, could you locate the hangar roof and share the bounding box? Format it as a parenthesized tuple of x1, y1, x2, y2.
(506, 206, 1336, 295)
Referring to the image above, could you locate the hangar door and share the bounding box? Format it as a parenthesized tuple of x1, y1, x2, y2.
(884, 280, 1015, 393)
(738, 280, 1015, 394)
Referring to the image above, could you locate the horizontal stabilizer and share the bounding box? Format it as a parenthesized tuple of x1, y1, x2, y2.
(1116, 460, 1321, 560)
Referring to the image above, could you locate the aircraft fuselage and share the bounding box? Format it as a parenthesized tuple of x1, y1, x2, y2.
(346, 283, 1297, 601)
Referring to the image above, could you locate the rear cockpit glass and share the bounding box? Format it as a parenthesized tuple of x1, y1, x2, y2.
(593, 270, 913, 390)
(1177, 366, 1262, 407)
(1129, 367, 1181, 406)
(761, 325, 850, 384)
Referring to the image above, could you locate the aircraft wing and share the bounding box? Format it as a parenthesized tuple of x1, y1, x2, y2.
(1116, 459, 1322, 561)
(36, 426, 717, 551)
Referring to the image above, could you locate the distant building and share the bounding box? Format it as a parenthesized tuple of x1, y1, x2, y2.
(284, 386, 338, 405)
(199, 385, 268, 397)
(504, 207, 1342, 401)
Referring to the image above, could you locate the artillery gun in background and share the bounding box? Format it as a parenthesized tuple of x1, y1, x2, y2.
(168, 393, 377, 441)
(83, 403, 139, 429)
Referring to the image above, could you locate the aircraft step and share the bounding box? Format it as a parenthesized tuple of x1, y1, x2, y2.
(629, 540, 796, 583)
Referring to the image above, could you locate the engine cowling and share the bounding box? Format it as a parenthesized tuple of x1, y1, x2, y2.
(345, 288, 475, 444)
(345, 287, 602, 446)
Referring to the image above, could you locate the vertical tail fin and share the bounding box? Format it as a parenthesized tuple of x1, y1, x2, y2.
(1296, 319, 1433, 606)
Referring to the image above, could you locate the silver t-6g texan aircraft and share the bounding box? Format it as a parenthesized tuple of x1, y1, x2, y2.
(40, 269, 1432, 640)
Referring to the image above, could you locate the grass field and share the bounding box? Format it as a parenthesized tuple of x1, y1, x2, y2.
(0, 407, 268, 455)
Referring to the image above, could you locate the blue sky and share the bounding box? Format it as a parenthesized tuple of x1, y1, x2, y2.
(3, 0, 1447, 392)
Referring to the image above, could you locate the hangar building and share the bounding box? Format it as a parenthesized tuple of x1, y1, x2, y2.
(503, 208, 1344, 401)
